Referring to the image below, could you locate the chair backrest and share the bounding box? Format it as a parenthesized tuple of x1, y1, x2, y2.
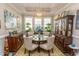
(23, 34, 26, 39)
(47, 35, 55, 47)
(24, 36, 33, 50)
(43, 32, 49, 36)
(28, 32, 34, 36)
(51, 35, 55, 43)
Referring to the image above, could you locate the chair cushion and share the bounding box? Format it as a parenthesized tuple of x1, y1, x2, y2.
(40, 44, 52, 50)
(24, 36, 38, 51)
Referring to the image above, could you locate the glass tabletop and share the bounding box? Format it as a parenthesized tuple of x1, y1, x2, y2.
(32, 34, 48, 41)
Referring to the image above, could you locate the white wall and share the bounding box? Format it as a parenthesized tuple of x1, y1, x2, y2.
(0, 4, 22, 55)
(55, 3, 79, 48)
(0, 4, 22, 33)
(0, 4, 5, 34)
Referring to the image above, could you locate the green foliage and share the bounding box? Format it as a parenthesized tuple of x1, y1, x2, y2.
(25, 23, 31, 32)
(26, 23, 31, 27)
(45, 23, 52, 32)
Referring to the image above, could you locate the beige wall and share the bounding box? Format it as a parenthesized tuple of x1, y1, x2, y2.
(0, 4, 22, 35)
(0, 4, 5, 34)
(0, 4, 22, 55)
(55, 4, 79, 49)
(55, 4, 79, 36)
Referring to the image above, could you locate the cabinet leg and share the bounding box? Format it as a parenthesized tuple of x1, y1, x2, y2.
(52, 48, 53, 53)
(48, 50, 50, 56)
(24, 48, 26, 54)
(28, 51, 31, 56)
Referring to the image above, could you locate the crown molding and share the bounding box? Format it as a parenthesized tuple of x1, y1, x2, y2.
(55, 4, 72, 15)
(5, 4, 22, 15)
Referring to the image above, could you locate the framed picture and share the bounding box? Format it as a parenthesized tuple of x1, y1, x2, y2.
(17, 16, 20, 28)
(75, 10, 79, 29)
(4, 10, 17, 29)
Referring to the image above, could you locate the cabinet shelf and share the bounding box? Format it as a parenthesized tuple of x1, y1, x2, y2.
(54, 15, 74, 55)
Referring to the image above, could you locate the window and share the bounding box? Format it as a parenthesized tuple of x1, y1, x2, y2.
(25, 17, 33, 31)
(24, 16, 52, 32)
(43, 17, 51, 32)
(34, 17, 42, 29)
(34, 17, 43, 33)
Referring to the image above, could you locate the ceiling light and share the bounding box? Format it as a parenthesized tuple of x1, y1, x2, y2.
(36, 12, 42, 16)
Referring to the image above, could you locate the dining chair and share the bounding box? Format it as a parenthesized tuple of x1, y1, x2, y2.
(40, 35, 55, 56)
(43, 32, 50, 36)
(28, 32, 34, 36)
(23, 36, 38, 56)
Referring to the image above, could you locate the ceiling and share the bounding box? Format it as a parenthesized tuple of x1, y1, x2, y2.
(8, 3, 69, 16)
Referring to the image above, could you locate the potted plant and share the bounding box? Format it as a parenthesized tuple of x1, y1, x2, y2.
(45, 23, 52, 32)
(35, 26, 43, 34)
(25, 23, 31, 36)
(25, 23, 31, 32)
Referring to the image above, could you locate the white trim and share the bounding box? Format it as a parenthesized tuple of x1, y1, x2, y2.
(72, 35, 79, 39)
(5, 4, 21, 15)
(55, 4, 72, 15)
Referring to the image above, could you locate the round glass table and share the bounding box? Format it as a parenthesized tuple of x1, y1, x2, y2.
(30, 34, 48, 52)
(32, 34, 48, 44)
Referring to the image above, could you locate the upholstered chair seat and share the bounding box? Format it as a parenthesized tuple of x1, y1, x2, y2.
(23, 36, 38, 56)
(40, 35, 55, 56)
(28, 32, 34, 36)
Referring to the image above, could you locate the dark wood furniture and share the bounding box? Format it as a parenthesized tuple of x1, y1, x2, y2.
(4, 37, 9, 56)
(32, 35, 48, 52)
(6, 33, 24, 54)
(54, 15, 74, 55)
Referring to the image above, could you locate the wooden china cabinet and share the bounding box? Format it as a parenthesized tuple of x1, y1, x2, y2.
(54, 15, 74, 55)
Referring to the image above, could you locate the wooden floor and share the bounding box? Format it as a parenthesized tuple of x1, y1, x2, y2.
(15, 44, 64, 56)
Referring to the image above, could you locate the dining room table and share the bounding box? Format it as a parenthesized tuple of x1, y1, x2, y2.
(29, 34, 49, 52)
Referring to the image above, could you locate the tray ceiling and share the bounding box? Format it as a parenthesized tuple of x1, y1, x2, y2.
(8, 3, 69, 16)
